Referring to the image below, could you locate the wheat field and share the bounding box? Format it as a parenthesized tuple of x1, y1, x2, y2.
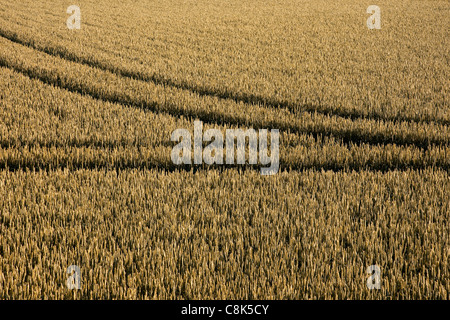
(0, 0, 448, 299)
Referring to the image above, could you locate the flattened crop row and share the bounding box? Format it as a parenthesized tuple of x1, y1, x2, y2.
(0, 35, 448, 152)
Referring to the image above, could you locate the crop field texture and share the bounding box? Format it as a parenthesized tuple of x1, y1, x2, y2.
(0, 0, 448, 299)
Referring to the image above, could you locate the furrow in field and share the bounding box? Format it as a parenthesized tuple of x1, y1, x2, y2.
(1, 0, 449, 300)
(0, 35, 447, 151)
(2, 65, 447, 173)
(0, 24, 447, 127)
(1, 145, 448, 173)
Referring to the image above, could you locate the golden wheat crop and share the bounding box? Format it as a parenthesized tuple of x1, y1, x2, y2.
(0, 0, 448, 299)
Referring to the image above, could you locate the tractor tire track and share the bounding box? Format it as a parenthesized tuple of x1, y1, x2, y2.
(0, 43, 447, 151)
(0, 27, 448, 128)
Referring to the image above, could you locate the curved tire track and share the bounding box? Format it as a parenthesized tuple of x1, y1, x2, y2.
(0, 50, 447, 151)
(0, 28, 448, 127)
